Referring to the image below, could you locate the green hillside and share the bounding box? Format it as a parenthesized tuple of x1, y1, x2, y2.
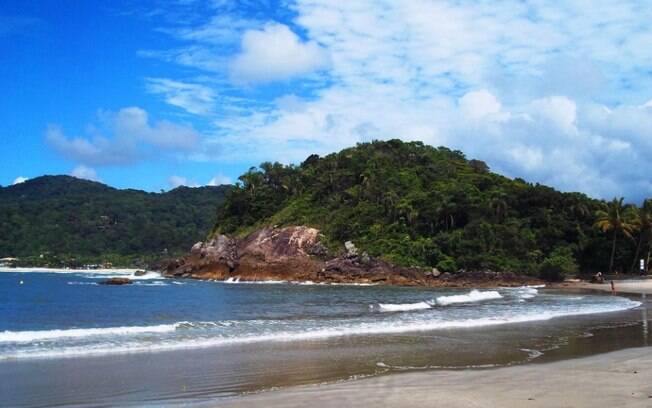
(215, 139, 648, 278)
(0, 176, 230, 266)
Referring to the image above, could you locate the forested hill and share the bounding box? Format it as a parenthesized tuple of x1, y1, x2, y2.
(215, 139, 647, 277)
(0, 176, 230, 266)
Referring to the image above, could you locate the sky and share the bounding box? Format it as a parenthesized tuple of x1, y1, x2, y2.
(2, 1, 652, 201)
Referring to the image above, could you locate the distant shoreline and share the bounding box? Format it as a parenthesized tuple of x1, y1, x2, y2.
(0, 266, 144, 273)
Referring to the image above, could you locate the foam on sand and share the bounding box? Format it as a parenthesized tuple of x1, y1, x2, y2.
(436, 290, 503, 306)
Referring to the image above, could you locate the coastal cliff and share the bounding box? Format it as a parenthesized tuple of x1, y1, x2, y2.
(164, 226, 539, 287)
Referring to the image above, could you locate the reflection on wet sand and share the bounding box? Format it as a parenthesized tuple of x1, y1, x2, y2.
(642, 293, 648, 345)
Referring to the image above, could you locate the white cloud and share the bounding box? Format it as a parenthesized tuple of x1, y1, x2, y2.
(148, 1, 652, 201)
(459, 90, 503, 121)
(111, 107, 199, 150)
(46, 124, 135, 166)
(229, 23, 331, 84)
(12, 176, 28, 185)
(47, 107, 200, 166)
(146, 78, 216, 115)
(168, 175, 199, 188)
(207, 174, 232, 186)
(70, 165, 101, 182)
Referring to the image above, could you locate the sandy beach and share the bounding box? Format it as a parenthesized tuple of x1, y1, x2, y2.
(217, 346, 652, 408)
(213, 280, 652, 408)
(562, 278, 652, 295)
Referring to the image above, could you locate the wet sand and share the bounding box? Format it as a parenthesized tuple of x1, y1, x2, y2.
(213, 281, 652, 408)
(216, 346, 652, 408)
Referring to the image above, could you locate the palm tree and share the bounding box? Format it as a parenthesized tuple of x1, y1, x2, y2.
(629, 199, 652, 273)
(488, 193, 509, 223)
(594, 197, 638, 274)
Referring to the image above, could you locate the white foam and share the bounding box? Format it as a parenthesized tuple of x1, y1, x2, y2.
(436, 290, 502, 306)
(219, 278, 287, 284)
(0, 267, 142, 274)
(2, 298, 641, 360)
(0, 267, 164, 282)
(133, 281, 169, 286)
(378, 302, 432, 312)
(87, 271, 162, 281)
(0, 324, 178, 343)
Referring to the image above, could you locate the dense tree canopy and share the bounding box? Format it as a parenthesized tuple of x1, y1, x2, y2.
(215, 139, 649, 276)
(0, 176, 229, 266)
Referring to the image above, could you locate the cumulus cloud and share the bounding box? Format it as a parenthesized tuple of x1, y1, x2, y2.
(229, 23, 331, 84)
(207, 174, 232, 186)
(146, 1, 652, 201)
(46, 124, 135, 166)
(12, 176, 28, 185)
(47, 107, 200, 166)
(168, 175, 199, 188)
(70, 165, 101, 182)
(459, 90, 504, 121)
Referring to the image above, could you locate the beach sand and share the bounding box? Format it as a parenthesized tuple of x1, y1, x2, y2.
(563, 278, 652, 295)
(217, 347, 652, 408)
(214, 280, 652, 408)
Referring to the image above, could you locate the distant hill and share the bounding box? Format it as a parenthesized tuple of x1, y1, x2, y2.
(0, 176, 230, 266)
(215, 139, 637, 276)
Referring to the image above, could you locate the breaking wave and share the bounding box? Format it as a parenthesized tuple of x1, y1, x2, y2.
(378, 302, 432, 312)
(435, 290, 503, 306)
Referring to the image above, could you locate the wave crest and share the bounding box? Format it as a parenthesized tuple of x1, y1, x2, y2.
(436, 290, 502, 306)
(378, 302, 431, 312)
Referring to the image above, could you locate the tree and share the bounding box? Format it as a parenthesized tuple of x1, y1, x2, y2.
(594, 197, 637, 274)
(629, 199, 652, 273)
(538, 247, 578, 282)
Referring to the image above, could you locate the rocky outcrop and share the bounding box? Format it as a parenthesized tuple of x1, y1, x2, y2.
(164, 226, 541, 287)
(99, 277, 133, 285)
(165, 226, 323, 281)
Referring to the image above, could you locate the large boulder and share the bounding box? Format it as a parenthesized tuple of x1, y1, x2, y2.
(99, 277, 133, 285)
(165, 226, 322, 281)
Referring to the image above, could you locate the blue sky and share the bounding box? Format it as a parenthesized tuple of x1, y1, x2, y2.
(2, 1, 652, 200)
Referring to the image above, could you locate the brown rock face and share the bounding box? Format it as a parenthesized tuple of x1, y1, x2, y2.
(164, 226, 541, 287)
(165, 226, 323, 281)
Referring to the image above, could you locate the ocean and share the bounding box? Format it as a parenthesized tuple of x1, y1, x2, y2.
(0, 268, 648, 407)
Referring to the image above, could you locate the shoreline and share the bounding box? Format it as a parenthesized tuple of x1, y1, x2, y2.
(214, 346, 652, 408)
(208, 280, 652, 408)
(0, 266, 145, 274)
(559, 278, 652, 296)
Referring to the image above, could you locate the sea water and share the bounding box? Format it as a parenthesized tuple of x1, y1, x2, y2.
(0, 269, 646, 407)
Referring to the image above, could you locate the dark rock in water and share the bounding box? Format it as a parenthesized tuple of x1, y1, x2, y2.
(134, 270, 147, 276)
(99, 277, 133, 285)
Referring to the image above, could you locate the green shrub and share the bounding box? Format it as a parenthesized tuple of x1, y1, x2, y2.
(436, 256, 458, 273)
(538, 247, 578, 282)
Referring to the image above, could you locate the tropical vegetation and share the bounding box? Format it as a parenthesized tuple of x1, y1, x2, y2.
(214, 139, 650, 279)
(0, 176, 230, 267)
